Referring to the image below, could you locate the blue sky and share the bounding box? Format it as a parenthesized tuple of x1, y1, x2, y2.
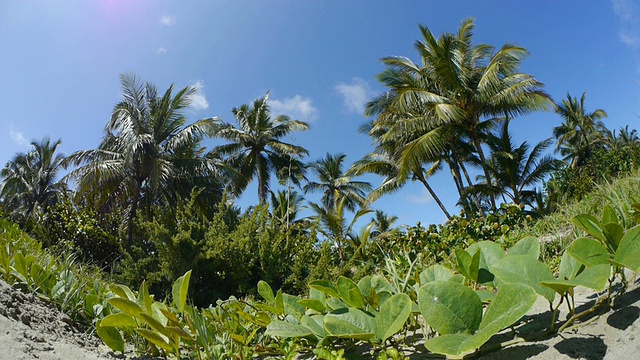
(1, 1, 640, 226)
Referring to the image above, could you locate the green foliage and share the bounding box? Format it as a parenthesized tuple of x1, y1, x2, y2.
(131, 198, 320, 307)
(422, 283, 537, 357)
(30, 199, 121, 269)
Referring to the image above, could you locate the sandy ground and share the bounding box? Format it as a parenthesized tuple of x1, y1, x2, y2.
(0, 277, 639, 360)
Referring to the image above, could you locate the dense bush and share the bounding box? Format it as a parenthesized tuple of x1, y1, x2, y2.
(375, 203, 533, 267)
(30, 200, 121, 270)
(548, 146, 640, 201)
(117, 195, 322, 307)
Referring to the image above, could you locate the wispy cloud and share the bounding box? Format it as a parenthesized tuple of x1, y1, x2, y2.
(613, 0, 640, 48)
(270, 95, 318, 122)
(160, 15, 176, 26)
(9, 129, 29, 148)
(156, 48, 167, 54)
(335, 78, 375, 114)
(406, 189, 433, 205)
(189, 81, 209, 111)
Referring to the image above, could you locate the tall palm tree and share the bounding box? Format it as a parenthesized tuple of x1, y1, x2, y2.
(0, 138, 67, 221)
(304, 153, 372, 212)
(65, 74, 222, 246)
(366, 18, 551, 211)
(351, 118, 454, 218)
(553, 91, 608, 167)
(211, 92, 309, 203)
(468, 118, 562, 205)
(605, 125, 640, 151)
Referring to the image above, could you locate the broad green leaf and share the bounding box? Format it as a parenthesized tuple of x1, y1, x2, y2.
(100, 313, 137, 328)
(309, 280, 340, 298)
(567, 238, 611, 266)
(172, 270, 191, 313)
(108, 298, 143, 318)
(572, 214, 605, 242)
(301, 314, 326, 339)
(257, 280, 275, 304)
(298, 299, 325, 313)
(558, 251, 583, 281)
(265, 320, 313, 338)
(475, 289, 495, 303)
(138, 281, 153, 314)
(375, 293, 412, 342)
(151, 302, 169, 326)
(283, 293, 305, 317)
(139, 312, 170, 337)
(467, 241, 505, 269)
(491, 255, 555, 302)
(602, 205, 618, 225)
(542, 264, 610, 295)
(96, 322, 125, 353)
(370, 275, 395, 293)
(509, 236, 540, 259)
(603, 223, 624, 251)
(337, 276, 365, 309)
(418, 281, 482, 335)
(135, 328, 173, 352)
(613, 225, 640, 272)
(325, 297, 347, 310)
(324, 307, 376, 339)
(109, 284, 137, 302)
(275, 289, 285, 315)
(357, 276, 373, 297)
(455, 249, 480, 283)
(425, 283, 537, 357)
(467, 241, 505, 285)
(419, 264, 456, 284)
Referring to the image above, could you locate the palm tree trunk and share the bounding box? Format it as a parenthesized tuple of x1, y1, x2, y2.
(473, 137, 497, 210)
(414, 171, 451, 220)
(256, 154, 265, 204)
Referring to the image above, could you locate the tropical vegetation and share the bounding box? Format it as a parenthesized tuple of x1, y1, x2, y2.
(1, 17, 640, 359)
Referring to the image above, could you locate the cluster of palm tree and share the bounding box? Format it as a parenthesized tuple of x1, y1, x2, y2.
(2, 19, 639, 264)
(354, 18, 556, 219)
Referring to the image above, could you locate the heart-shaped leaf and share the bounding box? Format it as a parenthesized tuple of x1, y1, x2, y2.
(375, 293, 412, 342)
(508, 236, 540, 259)
(613, 225, 640, 272)
(567, 238, 611, 266)
(418, 281, 482, 335)
(265, 320, 313, 338)
(491, 255, 555, 302)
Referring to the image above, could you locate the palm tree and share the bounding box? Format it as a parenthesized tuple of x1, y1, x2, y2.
(269, 189, 307, 227)
(351, 119, 453, 219)
(0, 138, 67, 221)
(304, 153, 372, 212)
(368, 210, 399, 239)
(211, 92, 309, 204)
(64, 74, 222, 246)
(605, 125, 640, 151)
(553, 91, 608, 167)
(309, 196, 372, 264)
(468, 118, 562, 205)
(366, 18, 551, 211)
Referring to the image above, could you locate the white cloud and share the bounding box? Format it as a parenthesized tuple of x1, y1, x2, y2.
(156, 48, 167, 54)
(9, 129, 29, 148)
(189, 81, 209, 111)
(269, 95, 318, 122)
(160, 15, 176, 26)
(406, 189, 433, 205)
(335, 78, 375, 114)
(613, 0, 640, 48)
